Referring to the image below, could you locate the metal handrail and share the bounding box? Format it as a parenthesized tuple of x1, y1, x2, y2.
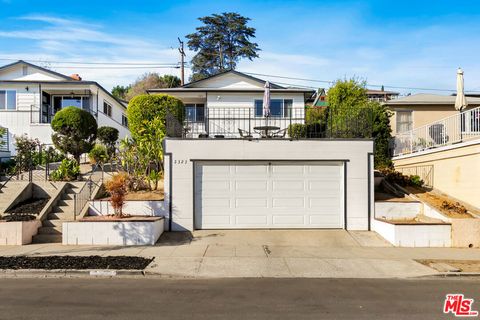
(393, 106, 480, 156)
(72, 163, 103, 219)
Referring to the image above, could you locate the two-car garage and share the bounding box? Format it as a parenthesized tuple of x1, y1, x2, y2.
(164, 139, 374, 231)
(194, 161, 345, 229)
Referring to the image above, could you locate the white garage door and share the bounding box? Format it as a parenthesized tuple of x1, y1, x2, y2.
(194, 161, 344, 229)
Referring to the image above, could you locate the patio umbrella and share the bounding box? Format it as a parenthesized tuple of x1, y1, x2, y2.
(455, 68, 468, 112)
(455, 68, 468, 141)
(263, 81, 271, 118)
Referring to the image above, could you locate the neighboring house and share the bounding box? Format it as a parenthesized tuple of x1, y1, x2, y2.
(386, 93, 480, 137)
(148, 70, 315, 138)
(0, 60, 130, 154)
(386, 93, 480, 209)
(366, 88, 399, 102)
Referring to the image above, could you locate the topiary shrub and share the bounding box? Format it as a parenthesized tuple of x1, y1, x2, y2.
(288, 123, 307, 139)
(88, 144, 108, 165)
(50, 159, 80, 181)
(126, 94, 184, 140)
(51, 106, 97, 163)
(97, 126, 119, 158)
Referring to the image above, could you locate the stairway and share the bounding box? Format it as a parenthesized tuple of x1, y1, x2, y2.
(32, 184, 78, 244)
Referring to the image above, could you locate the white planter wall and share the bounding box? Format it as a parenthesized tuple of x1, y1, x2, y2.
(0, 220, 41, 245)
(89, 200, 166, 217)
(372, 219, 451, 247)
(62, 219, 164, 245)
(375, 202, 421, 220)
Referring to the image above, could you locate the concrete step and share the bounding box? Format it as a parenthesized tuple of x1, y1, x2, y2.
(32, 234, 62, 243)
(56, 199, 75, 208)
(42, 219, 64, 227)
(47, 212, 73, 220)
(37, 226, 62, 235)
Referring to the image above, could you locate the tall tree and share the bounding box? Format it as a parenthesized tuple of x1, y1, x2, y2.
(124, 73, 181, 101)
(111, 85, 130, 100)
(186, 12, 260, 81)
(327, 78, 393, 168)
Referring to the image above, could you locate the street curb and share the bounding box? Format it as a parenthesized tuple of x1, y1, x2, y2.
(434, 272, 480, 277)
(0, 269, 146, 278)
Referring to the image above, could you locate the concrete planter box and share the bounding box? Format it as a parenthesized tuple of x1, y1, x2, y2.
(0, 220, 42, 245)
(62, 217, 164, 246)
(375, 201, 421, 220)
(89, 200, 166, 217)
(372, 219, 451, 247)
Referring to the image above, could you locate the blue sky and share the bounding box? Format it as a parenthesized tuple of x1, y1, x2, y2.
(1, 0, 480, 93)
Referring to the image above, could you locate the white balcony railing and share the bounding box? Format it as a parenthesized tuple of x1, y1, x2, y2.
(393, 106, 480, 156)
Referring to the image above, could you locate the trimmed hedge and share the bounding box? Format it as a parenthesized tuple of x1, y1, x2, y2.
(126, 94, 184, 140)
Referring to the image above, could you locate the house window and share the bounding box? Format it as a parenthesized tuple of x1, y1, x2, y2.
(122, 114, 128, 127)
(52, 96, 90, 111)
(0, 90, 16, 110)
(396, 110, 413, 133)
(185, 104, 205, 122)
(22, 66, 28, 76)
(103, 101, 112, 117)
(254, 99, 293, 117)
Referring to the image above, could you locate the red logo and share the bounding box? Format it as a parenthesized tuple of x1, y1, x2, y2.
(444, 294, 478, 317)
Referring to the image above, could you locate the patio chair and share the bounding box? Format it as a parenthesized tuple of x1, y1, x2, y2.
(238, 128, 253, 138)
(272, 128, 287, 138)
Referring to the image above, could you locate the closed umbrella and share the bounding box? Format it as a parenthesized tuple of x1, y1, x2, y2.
(455, 68, 468, 111)
(263, 81, 271, 117)
(455, 68, 468, 141)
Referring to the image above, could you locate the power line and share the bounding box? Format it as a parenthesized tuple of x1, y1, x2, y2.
(51, 66, 181, 69)
(241, 71, 479, 93)
(0, 58, 180, 66)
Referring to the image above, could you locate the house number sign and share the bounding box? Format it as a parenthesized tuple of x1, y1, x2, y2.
(173, 159, 188, 165)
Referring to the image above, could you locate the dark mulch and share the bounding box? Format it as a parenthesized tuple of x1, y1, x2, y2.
(1, 214, 36, 222)
(0, 256, 153, 270)
(5, 198, 50, 215)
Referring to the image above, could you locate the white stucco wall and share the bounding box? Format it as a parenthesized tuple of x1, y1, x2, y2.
(89, 200, 166, 217)
(163, 138, 374, 231)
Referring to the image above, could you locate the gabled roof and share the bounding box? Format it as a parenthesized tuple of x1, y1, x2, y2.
(386, 93, 480, 106)
(0, 60, 73, 81)
(182, 69, 285, 89)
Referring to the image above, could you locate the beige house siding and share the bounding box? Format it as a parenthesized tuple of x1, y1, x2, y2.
(393, 141, 480, 209)
(389, 105, 477, 135)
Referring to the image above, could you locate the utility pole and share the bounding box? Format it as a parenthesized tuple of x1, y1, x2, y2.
(178, 38, 186, 85)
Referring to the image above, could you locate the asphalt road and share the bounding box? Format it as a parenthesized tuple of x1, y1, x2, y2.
(0, 277, 478, 320)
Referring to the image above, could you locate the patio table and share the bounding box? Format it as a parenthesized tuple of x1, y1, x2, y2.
(253, 125, 281, 138)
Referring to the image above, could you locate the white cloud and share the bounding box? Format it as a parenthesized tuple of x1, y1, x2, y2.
(0, 14, 183, 89)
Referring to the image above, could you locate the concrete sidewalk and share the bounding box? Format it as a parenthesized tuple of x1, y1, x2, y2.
(1, 230, 479, 278)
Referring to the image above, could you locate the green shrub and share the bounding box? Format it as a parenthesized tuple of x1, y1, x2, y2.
(126, 94, 184, 140)
(305, 107, 327, 124)
(88, 144, 108, 165)
(379, 168, 424, 188)
(50, 159, 80, 181)
(97, 126, 119, 157)
(0, 159, 16, 175)
(51, 106, 97, 163)
(32, 147, 65, 166)
(288, 123, 307, 139)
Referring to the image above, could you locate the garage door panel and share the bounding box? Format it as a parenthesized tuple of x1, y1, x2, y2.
(235, 180, 268, 191)
(195, 161, 344, 229)
(273, 215, 305, 225)
(271, 165, 305, 175)
(272, 197, 305, 208)
(234, 165, 268, 175)
(235, 198, 268, 208)
(235, 215, 268, 225)
(272, 180, 304, 191)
